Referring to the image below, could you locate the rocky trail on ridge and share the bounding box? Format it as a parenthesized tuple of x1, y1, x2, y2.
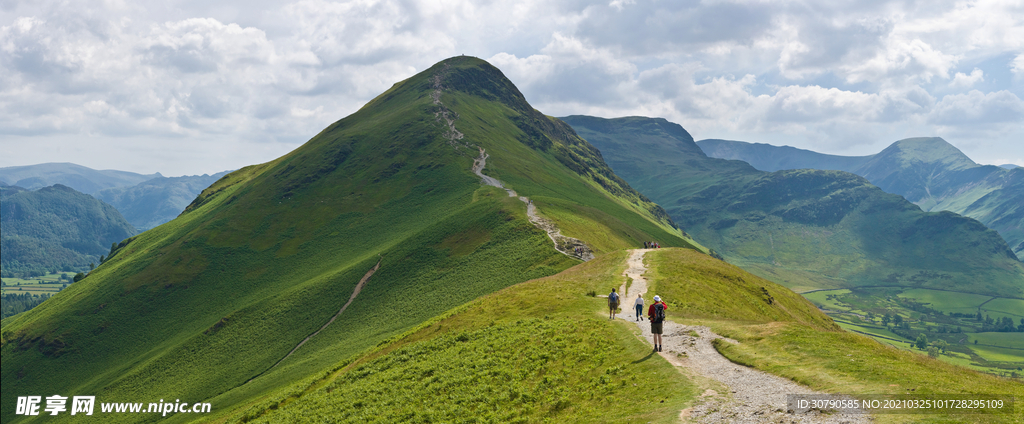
(618, 249, 870, 423)
(472, 148, 594, 261)
(430, 60, 592, 261)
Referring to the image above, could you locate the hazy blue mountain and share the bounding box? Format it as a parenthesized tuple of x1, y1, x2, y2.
(697, 137, 1023, 260)
(697, 139, 872, 172)
(0, 163, 160, 194)
(1, 184, 137, 276)
(1, 163, 233, 230)
(94, 171, 231, 230)
(1000, 164, 1020, 169)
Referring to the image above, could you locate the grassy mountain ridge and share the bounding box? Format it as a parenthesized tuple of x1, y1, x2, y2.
(1, 184, 137, 276)
(1, 57, 697, 423)
(561, 115, 1024, 298)
(697, 137, 1024, 260)
(433, 63, 681, 234)
(221, 248, 833, 423)
(220, 248, 1020, 423)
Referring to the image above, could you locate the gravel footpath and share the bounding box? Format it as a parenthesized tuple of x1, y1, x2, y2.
(472, 147, 594, 261)
(618, 249, 871, 423)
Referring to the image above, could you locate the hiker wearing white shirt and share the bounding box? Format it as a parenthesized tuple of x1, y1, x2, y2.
(634, 294, 644, 321)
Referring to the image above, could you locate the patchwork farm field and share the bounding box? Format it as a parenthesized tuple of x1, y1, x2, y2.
(800, 287, 1023, 377)
(0, 271, 74, 296)
(970, 344, 1024, 363)
(982, 298, 1024, 321)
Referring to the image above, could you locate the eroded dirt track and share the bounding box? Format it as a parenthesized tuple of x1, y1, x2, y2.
(248, 258, 381, 383)
(619, 250, 870, 423)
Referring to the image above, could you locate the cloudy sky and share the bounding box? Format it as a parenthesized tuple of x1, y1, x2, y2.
(2, 0, 1022, 176)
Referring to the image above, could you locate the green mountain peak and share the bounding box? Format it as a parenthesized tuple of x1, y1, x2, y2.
(880, 137, 978, 170)
(1, 57, 700, 423)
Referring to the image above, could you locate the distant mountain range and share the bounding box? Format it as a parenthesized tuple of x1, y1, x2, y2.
(0, 165, 230, 275)
(94, 171, 230, 230)
(698, 138, 1023, 260)
(1, 184, 136, 276)
(0, 163, 230, 231)
(0, 162, 160, 194)
(563, 116, 1023, 296)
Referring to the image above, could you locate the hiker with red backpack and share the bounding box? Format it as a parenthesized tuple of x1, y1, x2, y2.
(648, 295, 667, 352)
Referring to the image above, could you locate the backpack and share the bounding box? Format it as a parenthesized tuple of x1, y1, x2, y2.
(609, 292, 619, 303)
(653, 303, 665, 323)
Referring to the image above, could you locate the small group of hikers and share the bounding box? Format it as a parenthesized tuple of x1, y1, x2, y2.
(572, 246, 586, 256)
(643, 241, 660, 249)
(607, 289, 668, 352)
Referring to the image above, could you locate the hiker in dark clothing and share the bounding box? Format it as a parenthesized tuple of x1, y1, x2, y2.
(648, 295, 667, 352)
(608, 288, 620, 320)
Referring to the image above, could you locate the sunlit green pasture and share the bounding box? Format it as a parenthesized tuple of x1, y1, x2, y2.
(969, 344, 1024, 363)
(898, 288, 993, 315)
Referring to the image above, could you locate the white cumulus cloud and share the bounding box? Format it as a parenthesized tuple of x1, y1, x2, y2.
(930, 90, 1024, 126)
(949, 68, 985, 88)
(0, 0, 1021, 174)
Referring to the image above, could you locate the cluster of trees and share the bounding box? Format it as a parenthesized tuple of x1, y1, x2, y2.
(880, 313, 905, 327)
(893, 297, 942, 315)
(980, 315, 1024, 333)
(913, 333, 950, 358)
(881, 311, 1023, 333)
(1, 292, 51, 318)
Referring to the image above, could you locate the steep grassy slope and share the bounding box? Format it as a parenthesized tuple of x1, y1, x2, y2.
(221, 248, 1019, 424)
(562, 115, 1024, 297)
(218, 249, 832, 424)
(221, 252, 697, 424)
(961, 173, 1024, 259)
(0, 57, 696, 423)
(697, 137, 1024, 260)
(1, 184, 137, 275)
